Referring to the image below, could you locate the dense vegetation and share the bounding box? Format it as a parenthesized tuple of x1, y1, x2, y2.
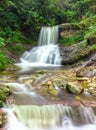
(0, 0, 96, 70)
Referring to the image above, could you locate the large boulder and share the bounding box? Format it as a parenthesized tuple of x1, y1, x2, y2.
(59, 23, 80, 38)
(60, 41, 88, 64)
(66, 82, 84, 94)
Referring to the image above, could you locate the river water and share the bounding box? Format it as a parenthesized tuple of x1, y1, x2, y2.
(0, 26, 96, 130)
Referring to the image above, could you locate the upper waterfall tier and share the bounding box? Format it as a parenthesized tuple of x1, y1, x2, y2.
(20, 26, 61, 65)
(38, 26, 59, 45)
(15, 26, 61, 72)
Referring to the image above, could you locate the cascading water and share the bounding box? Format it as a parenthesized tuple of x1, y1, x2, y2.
(16, 26, 61, 72)
(38, 26, 59, 45)
(5, 105, 96, 130)
(1, 26, 96, 130)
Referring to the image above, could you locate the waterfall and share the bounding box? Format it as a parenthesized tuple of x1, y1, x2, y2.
(5, 105, 96, 130)
(38, 26, 59, 45)
(15, 26, 61, 72)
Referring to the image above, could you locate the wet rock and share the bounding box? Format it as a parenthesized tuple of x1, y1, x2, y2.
(56, 81, 66, 89)
(37, 70, 45, 74)
(88, 87, 96, 96)
(0, 109, 7, 128)
(91, 56, 96, 62)
(0, 86, 12, 107)
(87, 82, 96, 88)
(76, 62, 96, 78)
(86, 82, 96, 96)
(40, 80, 58, 96)
(60, 41, 88, 65)
(66, 82, 84, 94)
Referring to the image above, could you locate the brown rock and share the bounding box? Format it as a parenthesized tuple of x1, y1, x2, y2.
(87, 37, 96, 45)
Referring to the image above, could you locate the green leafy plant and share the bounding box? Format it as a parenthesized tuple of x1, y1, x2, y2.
(89, 44, 96, 51)
(9, 43, 25, 55)
(0, 51, 11, 70)
(0, 37, 4, 46)
(59, 34, 84, 46)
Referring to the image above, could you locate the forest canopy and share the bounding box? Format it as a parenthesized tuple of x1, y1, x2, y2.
(0, 0, 96, 43)
(0, 0, 96, 70)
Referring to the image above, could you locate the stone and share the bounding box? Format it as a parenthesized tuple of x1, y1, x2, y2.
(87, 37, 96, 45)
(40, 80, 58, 96)
(60, 41, 88, 65)
(0, 109, 7, 128)
(66, 82, 84, 94)
(0, 86, 12, 107)
(59, 23, 80, 30)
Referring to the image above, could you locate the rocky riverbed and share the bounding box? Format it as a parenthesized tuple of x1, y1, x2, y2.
(0, 58, 96, 128)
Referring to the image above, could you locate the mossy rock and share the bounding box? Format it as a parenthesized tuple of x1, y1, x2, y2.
(40, 80, 58, 96)
(60, 40, 89, 65)
(59, 23, 80, 30)
(0, 109, 7, 128)
(87, 36, 96, 45)
(0, 86, 12, 107)
(66, 82, 84, 94)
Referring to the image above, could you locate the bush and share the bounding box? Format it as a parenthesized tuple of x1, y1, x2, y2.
(0, 37, 4, 46)
(0, 51, 11, 70)
(59, 34, 84, 46)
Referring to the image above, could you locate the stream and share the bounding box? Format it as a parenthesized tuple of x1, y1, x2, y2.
(0, 26, 96, 130)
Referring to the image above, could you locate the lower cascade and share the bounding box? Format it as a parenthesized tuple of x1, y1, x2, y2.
(5, 105, 96, 130)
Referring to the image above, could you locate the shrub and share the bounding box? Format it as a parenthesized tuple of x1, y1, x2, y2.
(0, 51, 11, 70)
(0, 37, 4, 46)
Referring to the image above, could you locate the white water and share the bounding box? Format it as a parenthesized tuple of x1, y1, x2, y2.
(3, 26, 96, 130)
(4, 105, 96, 130)
(38, 26, 59, 45)
(15, 26, 61, 72)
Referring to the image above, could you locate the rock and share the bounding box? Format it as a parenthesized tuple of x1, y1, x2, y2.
(60, 30, 80, 39)
(87, 82, 96, 88)
(87, 36, 96, 45)
(0, 86, 12, 107)
(59, 23, 80, 30)
(40, 80, 58, 96)
(91, 56, 96, 62)
(60, 41, 88, 65)
(76, 66, 96, 78)
(0, 109, 7, 128)
(59, 23, 80, 39)
(88, 87, 96, 96)
(66, 82, 84, 94)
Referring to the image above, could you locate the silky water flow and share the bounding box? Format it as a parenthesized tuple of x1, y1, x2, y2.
(15, 26, 62, 73)
(2, 26, 96, 130)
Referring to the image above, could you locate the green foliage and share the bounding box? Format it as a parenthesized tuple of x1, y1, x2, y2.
(89, 44, 96, 51)
(0, 51, 11, 70)
(0, 0, 96, 44)
(78, 16, 96, 39)
(59, 34, 84, 46)
(8, 43, 25, 55)
(6, 30, 28, 43)
(85, 25, 96, 39)
(0, 37, 4, 46)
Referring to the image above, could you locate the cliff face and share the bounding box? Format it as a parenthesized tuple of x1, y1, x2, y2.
(58, 22, 96, 65)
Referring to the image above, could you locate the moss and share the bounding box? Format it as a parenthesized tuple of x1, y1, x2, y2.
(0, 86, 12, 107)
(0, 109, 7, 128)
(89, 44, 96, 51)
(0, 50, 12, 71)
(59, 33, 84, 46)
